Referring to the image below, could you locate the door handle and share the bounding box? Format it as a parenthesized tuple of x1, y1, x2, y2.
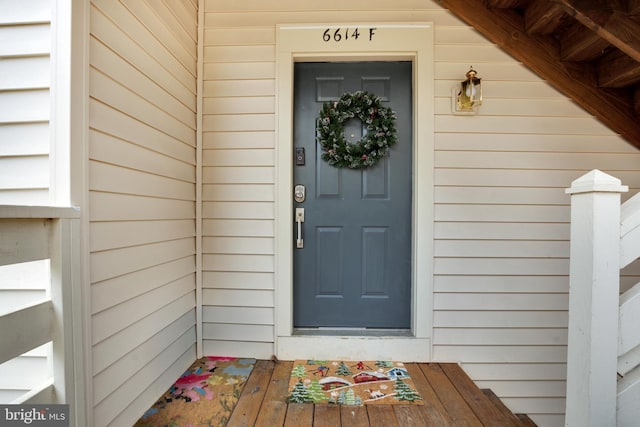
(295, 208, 305, 248)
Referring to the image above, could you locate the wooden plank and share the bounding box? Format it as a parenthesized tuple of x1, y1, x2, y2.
(340, 405, 370, 427)
(392, 405, 427, 426)
(441, 363, 519, 426)
(481, 389, 526, 426)
(366, 405, 400, 427)
(283, 403, 313, 427)
(516, 413, 538, 426)
(420, 364, 483, 427)
(0, 300, 52, 365)
(227, 360, 274, 426)
(254, 360, 292, 427)
(404, 363, 452, 426)
(313, 404, 341, 427)
(202, 201, 274, 220)
(434, 293, 568, 311)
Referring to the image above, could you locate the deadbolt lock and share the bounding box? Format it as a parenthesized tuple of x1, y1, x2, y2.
(294, 184, 306, 203)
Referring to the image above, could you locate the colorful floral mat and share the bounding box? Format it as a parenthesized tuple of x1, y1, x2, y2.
(288, 360, 423, 405)
(134, 357, 255, 427)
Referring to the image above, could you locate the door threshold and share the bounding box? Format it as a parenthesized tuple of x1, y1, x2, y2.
(278, 334, 431, 361)
(293, 328, 412, 337)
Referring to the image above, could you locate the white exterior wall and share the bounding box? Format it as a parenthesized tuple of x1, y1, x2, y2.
(0, 0, 52, 205)
(88, 1, 198, 425)
(202, 1, 640, 426)
(0, 0, 53, 403)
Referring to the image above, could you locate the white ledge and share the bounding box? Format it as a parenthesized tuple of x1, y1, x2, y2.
(0, 205, 80, 219)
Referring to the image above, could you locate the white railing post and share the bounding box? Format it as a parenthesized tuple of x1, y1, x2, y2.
(565, 170, 628, 426)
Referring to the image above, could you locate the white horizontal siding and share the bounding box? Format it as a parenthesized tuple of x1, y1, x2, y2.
(88, 0, 197, 425)
(0, 3, 51, 205)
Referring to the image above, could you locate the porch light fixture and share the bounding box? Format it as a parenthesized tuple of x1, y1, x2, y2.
(454, 66, 482, 113)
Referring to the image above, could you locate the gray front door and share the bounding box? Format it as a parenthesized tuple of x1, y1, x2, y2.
(293, 62, 413, 329)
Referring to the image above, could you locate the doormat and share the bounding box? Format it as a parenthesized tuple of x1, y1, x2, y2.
(133, 356, 256, 427)
(287, 360, 423, 405)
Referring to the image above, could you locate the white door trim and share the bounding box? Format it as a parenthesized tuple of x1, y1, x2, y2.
(274, 24, 435, 361)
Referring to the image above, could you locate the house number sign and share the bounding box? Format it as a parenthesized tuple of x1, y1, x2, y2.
(322, 27, 377, 42)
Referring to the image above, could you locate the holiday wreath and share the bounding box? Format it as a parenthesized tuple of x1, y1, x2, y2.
(317, 91, 397, 169)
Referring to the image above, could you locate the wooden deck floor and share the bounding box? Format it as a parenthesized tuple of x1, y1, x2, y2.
(225, 360, 537, 426)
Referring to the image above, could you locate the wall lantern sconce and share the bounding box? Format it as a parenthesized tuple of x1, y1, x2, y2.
(453, 66, 482, 114)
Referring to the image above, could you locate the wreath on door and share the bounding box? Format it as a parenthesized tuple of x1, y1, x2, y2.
(316, 91, 397, 169)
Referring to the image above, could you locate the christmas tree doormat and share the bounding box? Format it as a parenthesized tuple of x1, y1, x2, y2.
(134, 357, 256, 427)
(287, 360, 423, 405)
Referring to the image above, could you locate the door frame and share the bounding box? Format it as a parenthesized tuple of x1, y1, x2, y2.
(275, 23, 434, 361)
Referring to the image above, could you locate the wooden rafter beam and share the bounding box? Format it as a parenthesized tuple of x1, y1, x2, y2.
(438, 0, 640, 149)
(560, 21, 610, 61)
(554, 0, 640, 62)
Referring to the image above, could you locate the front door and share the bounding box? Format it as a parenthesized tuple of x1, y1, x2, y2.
(293, 62, 413, 329)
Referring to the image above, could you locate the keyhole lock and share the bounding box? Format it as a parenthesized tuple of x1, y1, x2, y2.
(294, 185, 305, 203)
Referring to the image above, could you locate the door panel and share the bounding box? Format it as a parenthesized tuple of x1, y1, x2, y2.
(293, 62, 412, 329)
